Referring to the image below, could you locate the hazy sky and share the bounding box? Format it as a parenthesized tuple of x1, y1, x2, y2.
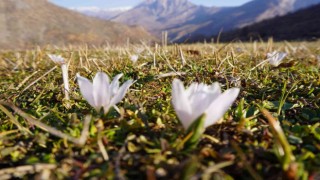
(49, 0, 252, 9)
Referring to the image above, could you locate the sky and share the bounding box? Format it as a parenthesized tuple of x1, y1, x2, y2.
(49, 0, 252, 9)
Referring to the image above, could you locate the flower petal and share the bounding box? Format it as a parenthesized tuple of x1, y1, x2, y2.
(77, 73, 95, 108)
(188, 82, 221, 120)
(188, 91, 211, 122)
(204, 88, 240, 128)
(267, 51, 277, 58)
(110, 73, 123, 96)
(93, 72, 110, 111)
(109, 79, 133, 112)
(48, 54, 66, 65)
(185, 82, 198, 97)
(208, 82, 221, 94)
(176, 110, 194, 129)
(171, 79, 193, 129)
(278, 52, 287, 60)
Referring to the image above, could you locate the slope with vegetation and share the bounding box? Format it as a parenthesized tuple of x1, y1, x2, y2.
(0, 0, 154, 50)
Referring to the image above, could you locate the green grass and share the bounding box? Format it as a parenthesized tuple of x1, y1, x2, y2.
(0, 41, 320, 179)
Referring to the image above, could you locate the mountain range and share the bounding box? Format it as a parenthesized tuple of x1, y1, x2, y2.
(78, 0, 320, 42)
(181, 0, 320, 42)
(113, 0, 222, 42)
(216, 3, 320, 41)
(0, 0, 153, 50)
(71, 7, 130, 20)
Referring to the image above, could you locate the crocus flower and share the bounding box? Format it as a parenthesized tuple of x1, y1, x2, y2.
(77, 72, 133, 114)
(130, 55, 139, 64)
(267, 51, 287, 67)
(48, 54, 70, 100)
(171, 79, 240, 130)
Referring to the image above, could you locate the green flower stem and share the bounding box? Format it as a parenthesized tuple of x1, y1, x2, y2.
(261, 109, 295, 171)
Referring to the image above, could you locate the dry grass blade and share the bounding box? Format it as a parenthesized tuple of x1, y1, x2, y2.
(0, 100, 91, 146)
(0, 130, 19, 139)
(0, 104, 32, 134)
(156, 72, 186, 79)
(20, 66, 57, 95)
(97, 133, 109, 161)
(202, 134, 220, 144)
(202, 161, 234, 180)
(179, 47, 187, 66)
(0, 164, 57, 180)
(16, 70, 39, 90)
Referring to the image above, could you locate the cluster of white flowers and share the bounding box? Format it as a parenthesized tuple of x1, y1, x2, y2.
(49, 54, 240, 132)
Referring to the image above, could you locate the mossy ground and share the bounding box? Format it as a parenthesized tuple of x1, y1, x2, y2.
(0, 41, 319, 179)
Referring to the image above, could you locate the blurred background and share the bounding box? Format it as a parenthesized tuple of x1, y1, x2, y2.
(1, 0, 319, 49)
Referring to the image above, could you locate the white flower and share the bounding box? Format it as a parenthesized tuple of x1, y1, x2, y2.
(48, 54, 66, 65)
(48, 54, 70, 100)
(130, 55, 139, 64)
(171, 79, 240, 130)
(267, 51, 287, 67)
(77, 72, 133, 114)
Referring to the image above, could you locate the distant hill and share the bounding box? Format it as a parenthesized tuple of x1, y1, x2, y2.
(108, 0, 320, 42)
(215, 3, 320, 41)
(0, 0, 154, 50)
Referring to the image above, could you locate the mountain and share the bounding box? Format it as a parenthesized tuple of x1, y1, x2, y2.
(112, 0, 223, 40)
(72, 7, 131, 20)
(111, 0, 320, 42)
(215, 3, 320, 41)
(0, 0, 154, 50)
